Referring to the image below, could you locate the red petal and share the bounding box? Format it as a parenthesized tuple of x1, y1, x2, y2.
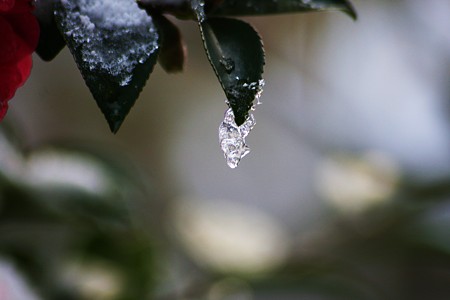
(0, 16, 26, 64)
(9, 0, 32, 13)
(3, 11, 39, 54)
(0, 55, 32, 100)
(0, 99, 8, 120)
(15, 52, 32, 86)
(0, 0, 15, 12)
(0, 0, 37, 121)
(0, 55, 32, 120)
(0, 65, 20, 101)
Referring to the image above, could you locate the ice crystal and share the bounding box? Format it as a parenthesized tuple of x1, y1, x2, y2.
(191, 0, 206, 22)
(219, 108, 256, 168)
(219, 78, 265, 168)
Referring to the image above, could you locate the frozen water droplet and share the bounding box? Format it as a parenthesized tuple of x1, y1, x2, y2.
(219, 108, 255, 169)
(219, 57, 235, 74)
(191, 0, 206, 22)
(239, 113, 255, 138)
(254, 79, 265, 105)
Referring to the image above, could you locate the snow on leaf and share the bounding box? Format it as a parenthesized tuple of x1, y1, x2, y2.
(55, 0, 160, 132)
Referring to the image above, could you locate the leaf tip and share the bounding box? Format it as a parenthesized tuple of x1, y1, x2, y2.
(343, 0, 358, 21)
(234, 114, 246, 127)
(108, 119, 124, 134)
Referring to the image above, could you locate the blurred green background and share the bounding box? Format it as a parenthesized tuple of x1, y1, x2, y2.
(1, 0, 450, 299)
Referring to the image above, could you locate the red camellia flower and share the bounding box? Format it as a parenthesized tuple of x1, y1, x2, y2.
(0, 0, 39, 120)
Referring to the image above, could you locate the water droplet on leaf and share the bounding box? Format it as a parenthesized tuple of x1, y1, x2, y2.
(219, 57, 235, 73)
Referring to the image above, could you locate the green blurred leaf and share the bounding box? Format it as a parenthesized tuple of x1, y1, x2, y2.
(200, 17, 265, 125)
(78, 231, 155, 300)
(207, 0, 357, 20)
(55, 0, 160, 133)
(0, 140, 158, 300)
(250, 273, 378, 300)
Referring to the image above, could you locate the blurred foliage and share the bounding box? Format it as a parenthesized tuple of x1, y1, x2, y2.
(0, 125, 157, 300)
(2, 121, 450, 300)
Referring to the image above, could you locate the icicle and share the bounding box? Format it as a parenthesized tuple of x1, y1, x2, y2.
(219, 108, 255, 168)
(218, 79, 265, 168)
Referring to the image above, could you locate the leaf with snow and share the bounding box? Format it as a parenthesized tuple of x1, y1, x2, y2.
(55, 0, 160, 133)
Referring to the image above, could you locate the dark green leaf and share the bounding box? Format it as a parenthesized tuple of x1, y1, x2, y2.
(55, 0, 160, 133)
(137, 0, 194, 19)
(34, 0, 66, 61)
(207, 0, 357, 20)
(200, 17, 265, 125)
(153, 15, 186, 73)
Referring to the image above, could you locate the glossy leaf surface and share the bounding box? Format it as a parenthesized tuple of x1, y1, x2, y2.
(200, 17, 265, 125)
(208, 0, 357, 20)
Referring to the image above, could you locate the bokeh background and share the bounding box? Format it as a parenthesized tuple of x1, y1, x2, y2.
(1, 0, 450, 299)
